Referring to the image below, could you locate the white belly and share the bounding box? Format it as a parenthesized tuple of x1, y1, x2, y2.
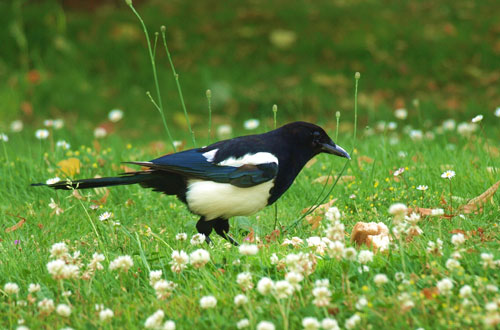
(186, 179, 274, 220)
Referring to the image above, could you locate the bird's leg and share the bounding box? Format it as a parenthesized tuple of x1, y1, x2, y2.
(195, 217, 213, 244)
(213, 218, 239, 246)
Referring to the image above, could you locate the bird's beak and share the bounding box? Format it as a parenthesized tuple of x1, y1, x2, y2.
(321, 142, 351, 159)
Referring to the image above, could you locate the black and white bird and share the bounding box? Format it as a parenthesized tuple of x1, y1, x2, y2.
(33, 121, 350, 245)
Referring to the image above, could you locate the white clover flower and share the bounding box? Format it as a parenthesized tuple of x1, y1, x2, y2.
(325, 206, 341, 221)
(170, 250, 189, 274)
(239, 244, 258, 256)
(153, 279, 177, 300)
(416, 185, 428, 191)
(285, 271, 303, 290)
(451, 233, 465, 247)
(409, 130, 423, 141)
(108, 109, 124, 122)
(149, 270, 163, 286)
(445, 258, 461, 270)
(358, 250, 374, 264)
(190, 233, 206, 246)
(374, 274, 389, 286)
(56, 304, 71, 317)
(44, 119, 54, 127)
(484, 314, 500, 327)
(93, 127, 107, 138)
(199, 295, 217, 309)
(495, 107, 500, 118)
(437, 278, 454, 295)
(394, 272, 405, 282)
(0, 133, 8, 142)
(480, 253, 495, 269)
(159, 320, 174, 330)
(10, 120, 23, 132)
(388, 203, 407, 218)
(175, 233, 187, 241)
(87, 253, 105, 271)
(459, 285, 473, 298)
(109, 255, 133, 272)
(56, 140, 71, 150)
(326, 240, 344, 259)
(343, 247, 357, 261)
(393, 167, 405, 176)
(321, 318, 340, 330)
(426, 239, 443, 256)
(431, 208, 444, 216)
(99, 212, 112, 221)
(257, 277, 274, 295)
(28, 283, 41, 293)
(46, 177, 61, 185)
(302, 317, 320, 330)
(441, 170, 456, 179)
(236, 272, 253, 291)
(47, 259, 66, 279)
(145, 310, 164, 329)
(38, 298, 55, 314)
(99, 308, 114, 321)
(387, 121, 397, 130)
(485, 302, 497, 312)
(325, 221, 345, 242)
(4, 282, 20, 295)
(486, 284, 498, 292)
(189, 249, 210, 268)
(35, 129, 49, 140)
(237, 319, 250, 329)
(394, 108, 408, 120)
(270, 253, 279, 264)
(61, 264, 79, 279)
(345, 314, 361, 329)
(355, 296, 368, 310)
(53, 119, 64, 129)
(274, 280, 294, 299)
(282, 237, 304, 248)
(398, 292, 415, 311)
(234, 294, 248, 306)
(256, 321, 275, 330)
(243, 119, 260, 130)
(312, 286, 331, 307)
(471, 115, 483, 123)
(217, 124, 232, 138)
(457, 122, 477, 136)
(442, 119, 456, 131)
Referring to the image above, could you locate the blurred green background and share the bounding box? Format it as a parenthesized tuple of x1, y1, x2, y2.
(1, 0, 499, 140)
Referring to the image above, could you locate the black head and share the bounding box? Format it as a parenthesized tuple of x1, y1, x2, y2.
(280, 121, 351, 159)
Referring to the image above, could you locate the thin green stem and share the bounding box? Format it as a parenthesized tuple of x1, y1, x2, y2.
(449, 180, 453, 214)
(206, 89, 212, 145)
(127, 3, 176, 151)
(160, 26, 196, 147)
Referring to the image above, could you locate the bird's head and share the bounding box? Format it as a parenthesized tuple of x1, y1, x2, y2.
(281, 121, 351, 160)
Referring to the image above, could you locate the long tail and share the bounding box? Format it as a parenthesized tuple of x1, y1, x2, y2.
(31, 172, 150, 190)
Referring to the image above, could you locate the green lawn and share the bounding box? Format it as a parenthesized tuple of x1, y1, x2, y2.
(1, 0, 499, 329)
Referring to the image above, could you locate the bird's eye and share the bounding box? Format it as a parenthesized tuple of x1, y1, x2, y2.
(312, 131, 321, 138)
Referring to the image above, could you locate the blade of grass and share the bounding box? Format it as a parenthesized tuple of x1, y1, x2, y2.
(126, 1, 176, 151)
(160, 25, 196, 147)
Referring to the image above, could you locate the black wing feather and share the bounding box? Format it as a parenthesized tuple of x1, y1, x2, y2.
(126, 149, 277, 188)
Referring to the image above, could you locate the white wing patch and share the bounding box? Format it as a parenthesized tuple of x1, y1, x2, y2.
(186, 179, 274, 220)
(218, 152, 278, 167)
(202, 149, 218, 162)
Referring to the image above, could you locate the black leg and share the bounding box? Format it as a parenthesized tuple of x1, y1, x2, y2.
(213, 218, 239, 246)
(195, 217, 213, 244)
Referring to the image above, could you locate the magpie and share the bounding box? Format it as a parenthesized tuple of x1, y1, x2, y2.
(33, 121, 350, 245)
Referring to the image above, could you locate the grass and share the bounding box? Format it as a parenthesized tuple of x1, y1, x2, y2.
(1, 0, 500, 328)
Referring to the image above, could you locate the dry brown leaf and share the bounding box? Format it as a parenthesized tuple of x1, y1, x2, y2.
(357, 155, 374, 167)
(305, 158, 317, 168)
(57, 158, 81, 177)
(351, 222, 391, 252)
(421, 287, 438, 300)
(303, 199, 337, 229)
(6, 218, 26, 233)
(91, 188, 110, 205)
(72, 190, 87, 201)
(243, 228, 255, 243)
(312, 175, 355, 185)
(460, 180, 500, 214)
(265, 229, 280, 243)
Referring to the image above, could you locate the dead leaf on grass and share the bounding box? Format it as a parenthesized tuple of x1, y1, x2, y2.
(460, 180, 500, 214)
(313, 175, 355, 185)
(5, 216, 26, 233)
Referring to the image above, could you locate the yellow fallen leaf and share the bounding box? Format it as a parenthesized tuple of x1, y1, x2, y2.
(57, 158, 81, 177)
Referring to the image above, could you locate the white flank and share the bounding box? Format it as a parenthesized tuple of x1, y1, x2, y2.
(218, 152, 278, 167)
(186, 179, 274, 220)
(202, 149, 218, 162)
